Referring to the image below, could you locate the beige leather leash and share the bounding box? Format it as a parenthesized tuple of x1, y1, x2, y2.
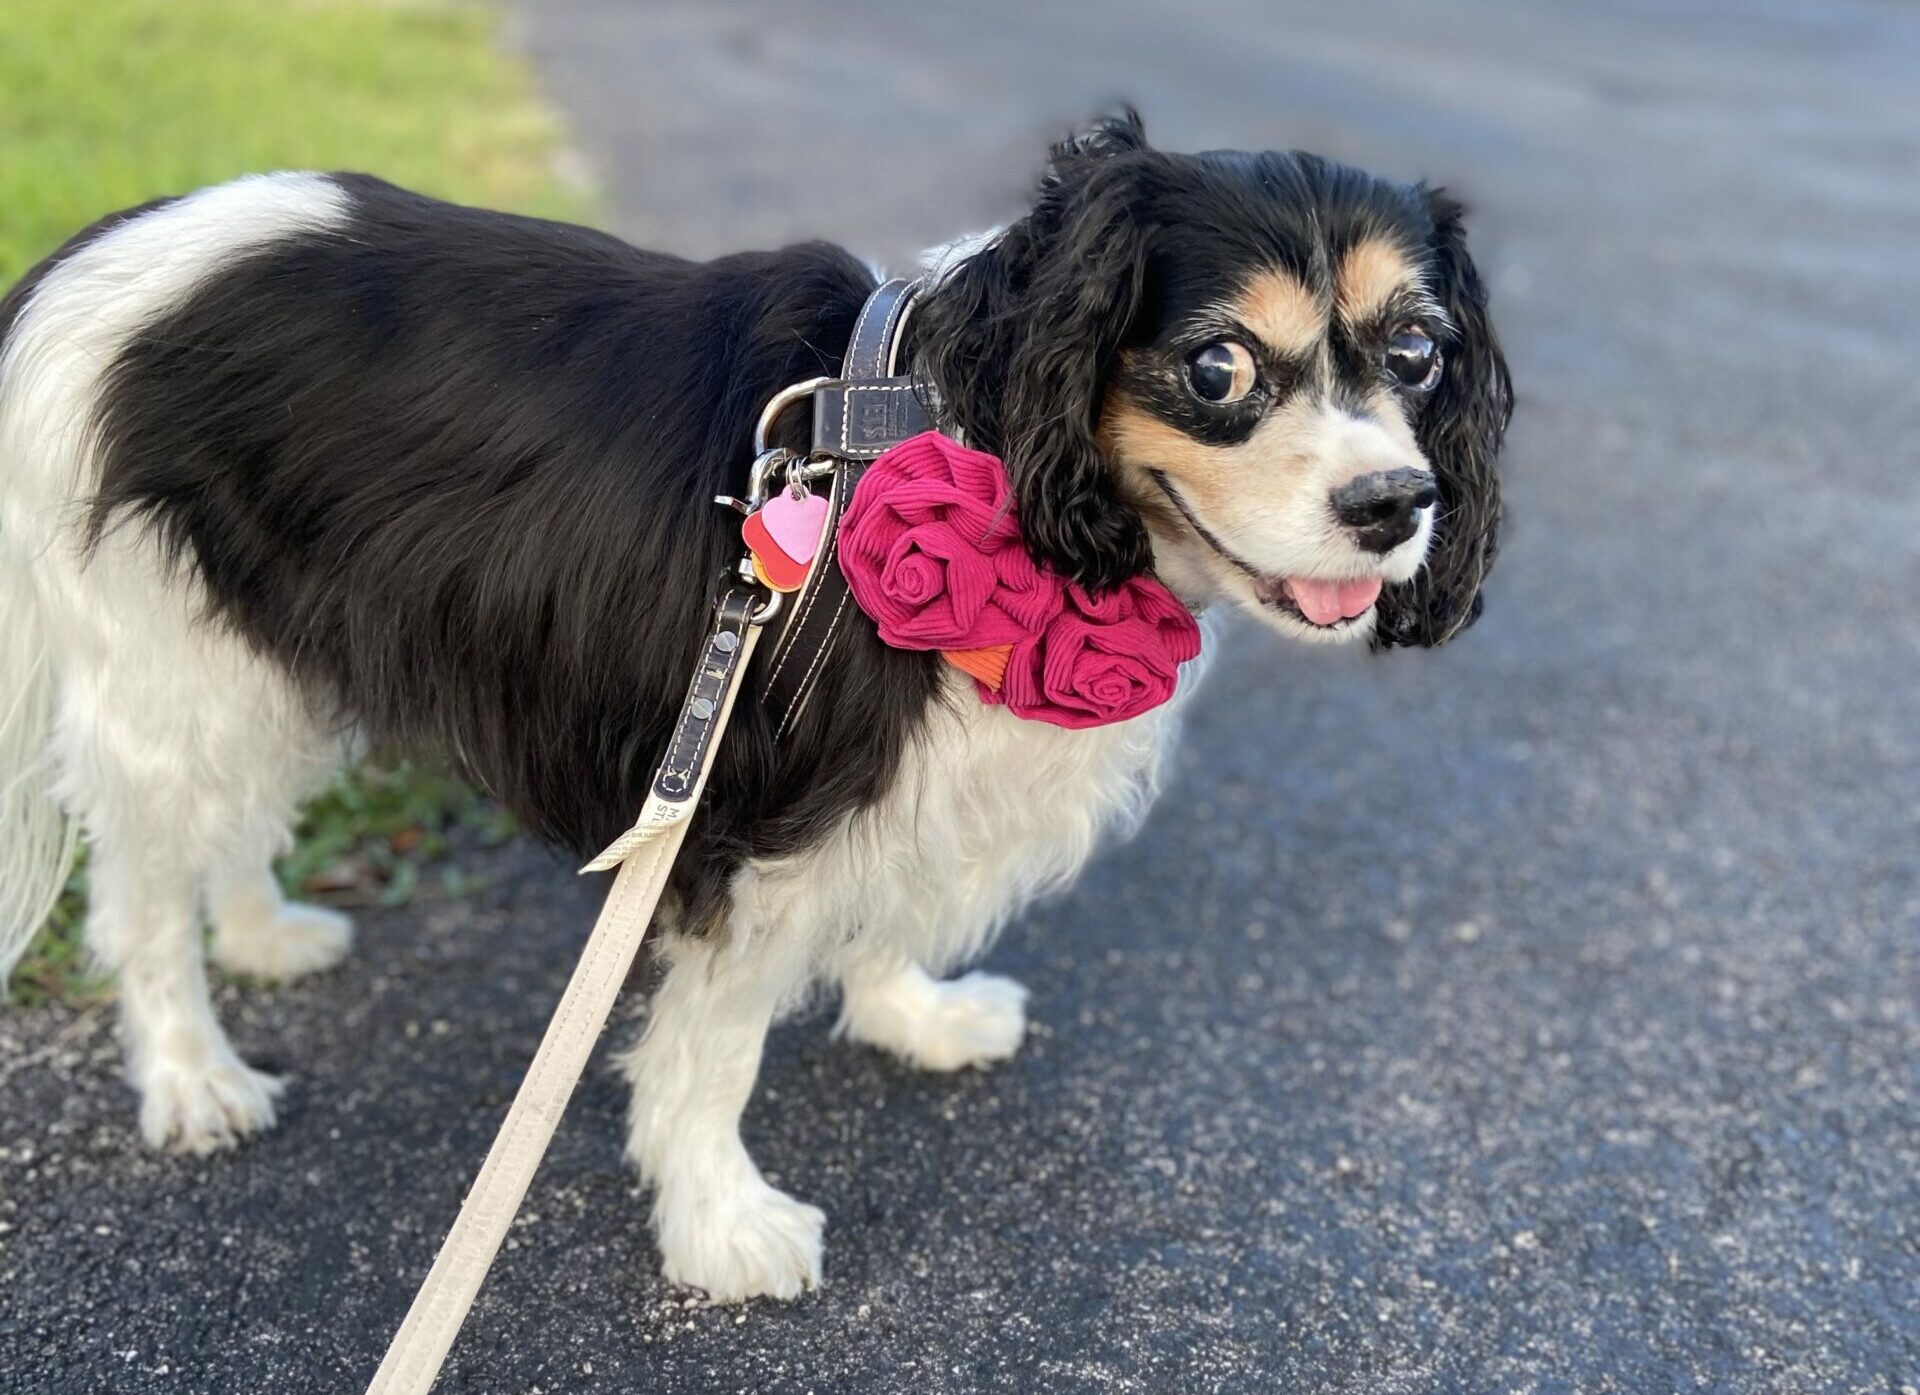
(364, 463, 793, 1395)
(366, 610, 761, 1395)
(364, 281, 924, 1395)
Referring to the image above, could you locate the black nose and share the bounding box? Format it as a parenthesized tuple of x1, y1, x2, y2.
(1330, 468, 1438, 554)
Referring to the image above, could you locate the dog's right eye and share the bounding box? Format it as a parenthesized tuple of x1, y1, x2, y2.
(1385, 326, 1442, 391)
(1184, 341, 1257, 404)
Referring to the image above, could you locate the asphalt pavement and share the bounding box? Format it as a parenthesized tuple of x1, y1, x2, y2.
(3, 2, 1917, 1391)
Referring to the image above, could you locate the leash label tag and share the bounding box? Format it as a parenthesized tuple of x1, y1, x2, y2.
(579, 794, 690, 873)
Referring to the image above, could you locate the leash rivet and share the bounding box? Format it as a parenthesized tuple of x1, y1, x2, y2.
(714, 631, 739, 653)
(690, 698, 715, 721)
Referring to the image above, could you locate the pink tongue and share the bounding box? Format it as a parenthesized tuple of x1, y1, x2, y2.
(1286, 576, 1383, 626)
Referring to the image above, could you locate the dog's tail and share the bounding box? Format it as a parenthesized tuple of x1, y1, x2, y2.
(0, 550, 76, 987)
(0, 279, 80, 986)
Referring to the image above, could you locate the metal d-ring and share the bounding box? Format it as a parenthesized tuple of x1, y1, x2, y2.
(752, 376, 833, 456)
(747, 591, 783, 626)
(715, 552, 784, 627)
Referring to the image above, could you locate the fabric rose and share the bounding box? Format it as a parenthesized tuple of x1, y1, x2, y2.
(839, 430, 1203, 729)
(839, 431, 1062, 650)
(986, 578, 1203, 729)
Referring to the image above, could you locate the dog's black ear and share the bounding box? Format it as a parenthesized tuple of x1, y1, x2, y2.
(916, 111, 1155, 589)
(1375, 189, 1513, 648)
(1041, 107, 1152, 175)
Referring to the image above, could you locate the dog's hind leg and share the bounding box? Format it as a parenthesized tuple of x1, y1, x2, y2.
(618, 929, 824, 1302)
(834, 958, 1029, 1073)
(80, 808, 284, 1154)
(46, 574, 346, 1153)
(61, 704, 345, 1151)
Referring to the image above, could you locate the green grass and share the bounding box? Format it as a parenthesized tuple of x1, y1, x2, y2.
(0, 0, 584, 281)
(2, 0, 584, 1002)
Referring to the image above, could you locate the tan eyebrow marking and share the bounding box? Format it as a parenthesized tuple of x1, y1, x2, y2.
(1335, 237, 1420, 324)
(1232, 269, 1325, 358)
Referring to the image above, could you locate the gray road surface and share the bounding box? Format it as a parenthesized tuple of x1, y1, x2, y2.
(4, 1, 1917, 1391)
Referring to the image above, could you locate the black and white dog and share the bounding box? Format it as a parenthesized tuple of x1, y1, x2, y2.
(0, 114, 1508, 1301)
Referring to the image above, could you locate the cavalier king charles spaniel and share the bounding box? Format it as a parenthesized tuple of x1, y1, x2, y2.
(0, 113, 1508, 1301)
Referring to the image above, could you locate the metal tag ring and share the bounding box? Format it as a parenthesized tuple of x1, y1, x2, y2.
(752, 376, 833, 456)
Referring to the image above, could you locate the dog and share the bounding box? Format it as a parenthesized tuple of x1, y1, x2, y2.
(0, 112, 1509, 1301)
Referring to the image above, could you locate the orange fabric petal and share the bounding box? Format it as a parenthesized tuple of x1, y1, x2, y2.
(942, 643, 1014, 690)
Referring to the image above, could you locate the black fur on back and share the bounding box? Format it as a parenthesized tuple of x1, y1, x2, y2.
(87, 175, 944, 924)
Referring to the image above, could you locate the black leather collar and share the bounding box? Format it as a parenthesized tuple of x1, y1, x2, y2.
(808, 278, 934, 459)
(761, 278, 934, 735)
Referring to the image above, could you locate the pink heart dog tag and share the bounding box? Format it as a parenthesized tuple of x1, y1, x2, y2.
(758, 487, 829, 567)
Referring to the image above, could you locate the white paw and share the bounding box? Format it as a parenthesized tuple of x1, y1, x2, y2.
(842, 969, 1030, 1073)
(654, 1175, 825, 1303)
(137, 1051, 284, 1155)
(212, 903, 353, 982)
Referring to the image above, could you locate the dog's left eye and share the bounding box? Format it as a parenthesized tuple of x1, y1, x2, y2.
(1385, 327, 1442, 391)
(1184, 341, 1257, 404)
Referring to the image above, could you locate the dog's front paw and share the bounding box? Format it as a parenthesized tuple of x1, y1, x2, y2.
(909, 970, 1030, 1071)
(842, 968, 1030, 1072)
(211, 903, 353, 982)
(655, 1176, 825, 1303)
(137, 1052, 284, 1155)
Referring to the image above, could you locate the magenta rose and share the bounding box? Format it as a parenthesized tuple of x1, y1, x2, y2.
(839, 431, 1203, 727)
(987, 577, 1202, 729)
(839, 431, 1062, 650)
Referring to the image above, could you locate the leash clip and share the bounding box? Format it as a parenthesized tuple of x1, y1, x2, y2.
(727, 378, 846, 625)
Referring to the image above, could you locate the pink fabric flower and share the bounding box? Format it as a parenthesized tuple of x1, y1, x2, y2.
(840, 432, 1060, 650)
(987, 578, 1202, 729)
(839, 431, 1202, 729)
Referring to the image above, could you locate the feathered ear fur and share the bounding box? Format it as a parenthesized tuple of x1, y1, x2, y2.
(1375, 189, 1514, 647)
(916, 111, 1156, 589)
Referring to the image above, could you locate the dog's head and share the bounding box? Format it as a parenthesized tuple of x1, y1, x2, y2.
(916, 111, 1512, 647)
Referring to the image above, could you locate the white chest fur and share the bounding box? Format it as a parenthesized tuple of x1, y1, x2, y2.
(731, 656, 1208, 982)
